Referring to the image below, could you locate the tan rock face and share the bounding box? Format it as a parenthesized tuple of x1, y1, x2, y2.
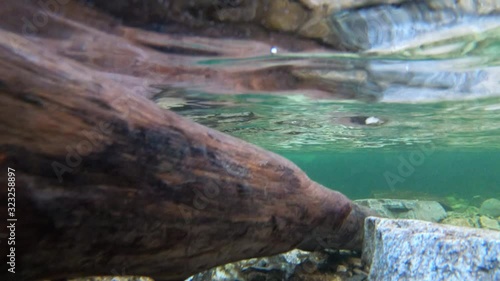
(135, 0, 500, 51)
(298, 10, 331, 39)
(479, 216, 500, 231)
(213, 0, 332, 40)
(336, 264, 348, 273)
(214, 0, 258, 22)
(258, 0, 309, 32)
(441, 217, 477, 228)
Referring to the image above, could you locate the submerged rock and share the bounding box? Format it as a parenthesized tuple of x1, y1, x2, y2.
(362, 217, 500, 281)
(441, 196, 470, 212)
(441, 209, 481, 229)
(187, 249, 368, 281)
(354, 199, 447, 222)
(441, 216, 477, 228)
(207, 0, 500, 51)
(349, 116, 385, 126)
(326, 1, 500, 51)
(480, 198, 500, 217)
(188, 249, 318, 281)
(442, 207, 500, 231)
(426, 0, 500, 15)
(479, 216, 500, 231)
(301, 0, 500, 15)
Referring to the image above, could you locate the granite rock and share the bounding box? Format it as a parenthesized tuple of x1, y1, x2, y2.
(362, 217, 500, 281)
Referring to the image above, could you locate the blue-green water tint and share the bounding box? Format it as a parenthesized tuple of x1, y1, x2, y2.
(159, 91, 500, 201)
(281, 150, 500, 200)
(156, 28, 500, 202)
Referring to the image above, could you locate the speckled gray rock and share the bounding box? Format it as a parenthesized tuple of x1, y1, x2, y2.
(354, 199, 447, 222)
(480, 198, 500, 217)
(362, 217, 500, 281)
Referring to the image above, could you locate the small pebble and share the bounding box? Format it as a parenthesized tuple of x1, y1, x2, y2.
(336, 265, 348, 273)
(339, 249, 352, 255)
(353, 268, 368, 276)
(479, 216, 500, 231)
(365, 116, 384, 125)
(348, 257, 363, 268)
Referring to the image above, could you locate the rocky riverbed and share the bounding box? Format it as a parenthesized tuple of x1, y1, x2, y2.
(70, 196, 499, 281)
(182, 197, 499, 281)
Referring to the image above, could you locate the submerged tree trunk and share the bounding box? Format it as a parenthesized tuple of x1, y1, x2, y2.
(0, 1, 373, 280)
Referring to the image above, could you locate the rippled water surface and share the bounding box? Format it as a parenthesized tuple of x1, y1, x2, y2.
(156, 28, 500, 200)
(161, 92, 500, 151)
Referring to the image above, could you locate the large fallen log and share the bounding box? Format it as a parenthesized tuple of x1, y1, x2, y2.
(0, 1, 373, 280)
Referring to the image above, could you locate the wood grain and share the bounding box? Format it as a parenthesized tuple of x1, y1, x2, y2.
(0, 1, 373, 280)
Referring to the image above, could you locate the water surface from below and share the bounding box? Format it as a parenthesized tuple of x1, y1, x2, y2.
(156, 90, 500, 200)
(155, 24, 500, 202)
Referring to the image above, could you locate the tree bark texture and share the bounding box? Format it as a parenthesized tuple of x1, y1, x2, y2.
(0, 1, 373, 280)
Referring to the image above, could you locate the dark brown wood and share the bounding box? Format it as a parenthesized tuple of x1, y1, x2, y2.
(0, 1, 374, 280)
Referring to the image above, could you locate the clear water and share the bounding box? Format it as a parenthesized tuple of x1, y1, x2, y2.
(155, 27, 500, 203)
(157, 92, 500, 201)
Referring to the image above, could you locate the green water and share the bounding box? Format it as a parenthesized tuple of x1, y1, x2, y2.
(155, 28, 500, 203)
(281, 150, 500, 200)
(157, 92, 500, 201)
